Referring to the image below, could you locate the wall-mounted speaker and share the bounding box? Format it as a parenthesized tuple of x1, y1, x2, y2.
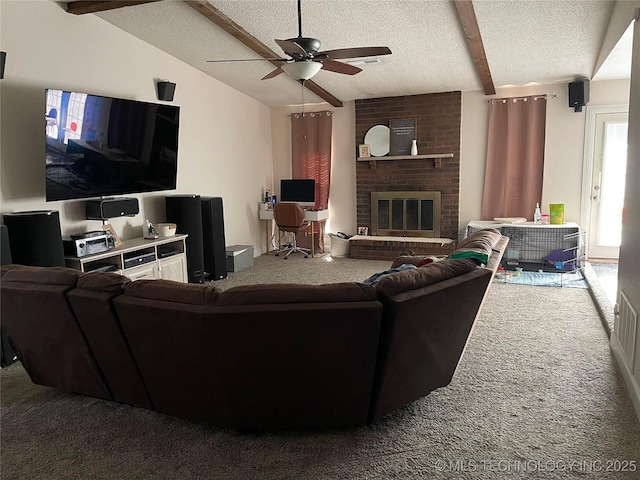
(0, 51, 6, 80)
(201, 197, 227, 281)
(157, 81, 176, 102)
(165, 195, 205, 283)
(3, 210, 65, 267)
(86, 197, 139, 220)
(568, 80, 589, 112)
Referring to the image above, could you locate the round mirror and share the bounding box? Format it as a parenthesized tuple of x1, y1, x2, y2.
(364, 125, 390, 157)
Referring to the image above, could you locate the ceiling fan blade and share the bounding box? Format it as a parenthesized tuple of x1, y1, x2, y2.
(275, 39, 307, 57)
(320, 59, 362, 75)
(206, 58, 288, 63)
(317, 46, 391, 60)
(261, 66, 285, 80)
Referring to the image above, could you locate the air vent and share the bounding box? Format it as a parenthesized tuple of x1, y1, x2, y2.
(615, 291, 638, 368)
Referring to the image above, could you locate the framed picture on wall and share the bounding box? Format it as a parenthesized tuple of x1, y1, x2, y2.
(389, 118, 416, 155)
(358, 144, 371, 158)
(102, 223, 122, 248)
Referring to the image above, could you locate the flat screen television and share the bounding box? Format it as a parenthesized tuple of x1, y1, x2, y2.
(45, 89, 179, 201)
(279, 179, 316, 207)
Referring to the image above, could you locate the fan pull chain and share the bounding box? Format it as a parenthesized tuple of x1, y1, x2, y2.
(300, 79, 307, 140)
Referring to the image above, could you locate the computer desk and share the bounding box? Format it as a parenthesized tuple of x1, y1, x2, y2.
(259, 208, 329, 257)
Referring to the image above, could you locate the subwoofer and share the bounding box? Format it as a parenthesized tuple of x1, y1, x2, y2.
(3, 210, 65, 267)
(165, 195, 205, 283)
(86, 197, 139, 220)
(201, 197, 227, 281)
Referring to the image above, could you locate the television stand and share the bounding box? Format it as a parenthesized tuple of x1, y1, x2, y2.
(65, 234, 188, 283)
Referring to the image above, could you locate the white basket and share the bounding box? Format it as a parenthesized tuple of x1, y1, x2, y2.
(329, 234, 350, 258)
(153, 223, 177, 236)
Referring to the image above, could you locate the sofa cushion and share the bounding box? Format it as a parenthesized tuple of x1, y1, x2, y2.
(216, 282, 377, 306)
(1, 265, 80, 286)
(456, 228, 502, 250)
(0, 265, 21, 276)
(375, 258, 479, 296)
(448, 228, 502, 265)
(77, 272, 130, 293)
(124, 279, 221, 305)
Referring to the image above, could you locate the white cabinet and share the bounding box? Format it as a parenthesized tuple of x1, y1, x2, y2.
(158, 254, 187, 283)
(126, 263, 159, 282)
(65, 234, 188, 283)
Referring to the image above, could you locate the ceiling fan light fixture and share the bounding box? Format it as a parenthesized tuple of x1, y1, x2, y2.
(281, 61, 322, 80)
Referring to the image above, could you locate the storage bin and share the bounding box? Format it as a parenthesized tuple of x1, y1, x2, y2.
(329, 234, 350, 258)
(225, 245, 254, 272)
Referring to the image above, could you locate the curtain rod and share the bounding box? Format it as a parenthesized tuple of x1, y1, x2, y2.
(487, 94, 556, 104)
(288, 111, 333, 117)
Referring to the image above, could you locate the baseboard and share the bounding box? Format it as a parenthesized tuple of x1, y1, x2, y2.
(610, 334, 640, 424)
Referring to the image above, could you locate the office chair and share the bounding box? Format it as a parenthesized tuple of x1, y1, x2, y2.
(273, 202, 311, 259)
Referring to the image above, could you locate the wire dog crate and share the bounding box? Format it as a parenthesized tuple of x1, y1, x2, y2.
(466, 221, 586, 286)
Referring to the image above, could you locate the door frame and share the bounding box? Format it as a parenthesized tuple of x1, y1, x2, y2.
(580, 104, 629, 258)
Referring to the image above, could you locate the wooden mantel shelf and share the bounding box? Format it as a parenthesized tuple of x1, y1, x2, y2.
(357, 153, 454, 168)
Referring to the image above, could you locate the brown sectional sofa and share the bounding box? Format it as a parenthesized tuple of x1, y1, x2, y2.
(1, 228, 507, 431)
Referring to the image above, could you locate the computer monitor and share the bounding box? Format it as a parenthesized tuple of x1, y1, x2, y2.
(279, 179, 316, 207)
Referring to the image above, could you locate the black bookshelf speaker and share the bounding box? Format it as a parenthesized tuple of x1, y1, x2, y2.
(3, 210, 65, 267)
(568, 80, 589, 112)
(165, 195, 204, 283)
(86, 197, 139, 220)
(201, 197, 227, 281)
(157, 81, 176, 101)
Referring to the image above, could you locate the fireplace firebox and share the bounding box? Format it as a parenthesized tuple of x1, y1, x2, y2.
(371, 191, 441, 238)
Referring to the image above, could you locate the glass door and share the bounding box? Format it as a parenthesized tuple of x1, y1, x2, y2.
(588, 112, 628, 259)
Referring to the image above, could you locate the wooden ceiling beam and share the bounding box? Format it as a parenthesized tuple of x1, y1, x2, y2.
(66, 1, 163, 15)
(453, 0, 496, 95)
(183, 0, 343, 107)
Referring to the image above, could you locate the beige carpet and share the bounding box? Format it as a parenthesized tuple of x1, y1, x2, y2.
(2, 254, 639, 479)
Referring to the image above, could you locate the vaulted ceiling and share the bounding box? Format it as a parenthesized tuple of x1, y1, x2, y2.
(66, 0, 630, 107)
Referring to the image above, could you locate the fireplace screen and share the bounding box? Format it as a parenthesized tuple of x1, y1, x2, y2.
(371, 191, 441, 237)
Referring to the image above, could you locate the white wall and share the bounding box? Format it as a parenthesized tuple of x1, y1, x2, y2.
(0, 0, 273, 252)
(460, 79, 631, 237)
(614, 13, 640, 420)
(270, 101, 356, 235)
(594, 0, 640, 75)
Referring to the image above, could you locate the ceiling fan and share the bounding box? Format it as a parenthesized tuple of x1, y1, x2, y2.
(206, 0, 392, 81)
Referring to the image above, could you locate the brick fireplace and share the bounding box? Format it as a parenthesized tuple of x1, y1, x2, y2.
(355, 91, 461, 241)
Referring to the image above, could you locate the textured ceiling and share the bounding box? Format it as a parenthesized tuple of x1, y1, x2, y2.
(96, 0, 624, 107)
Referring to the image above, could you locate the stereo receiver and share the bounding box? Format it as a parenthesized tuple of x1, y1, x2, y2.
(63, 231, 114, 257)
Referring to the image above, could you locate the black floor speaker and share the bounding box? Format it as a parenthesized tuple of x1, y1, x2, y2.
(0, 224, 12, 266)
(2, 210, 65, 267)
(165, 195, 205, 283)
(0, 224, 18, 367)
(201, 197, 227, 281)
